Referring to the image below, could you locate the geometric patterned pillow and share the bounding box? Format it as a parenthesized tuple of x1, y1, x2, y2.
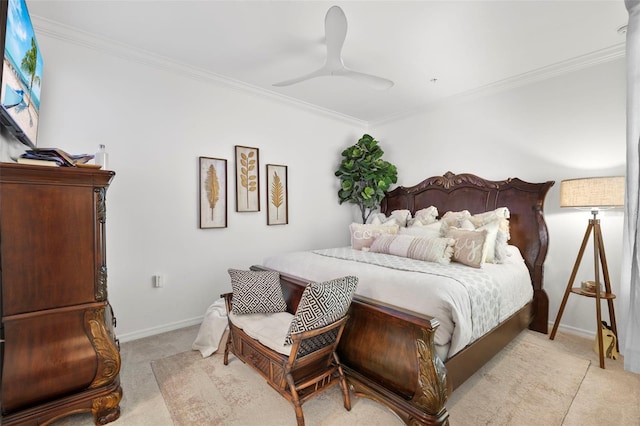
(284, 276, 358, 345)
(228, 269, 287, 315)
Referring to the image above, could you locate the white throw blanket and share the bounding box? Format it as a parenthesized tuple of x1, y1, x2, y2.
(192, 298, 228, 357)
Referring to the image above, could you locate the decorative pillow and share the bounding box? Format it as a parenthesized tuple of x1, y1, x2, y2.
(367, 210, 411, 227)
(407, 206, 439, 226)
(399, 221, 442, 239)
(468, 207, 511, 263)
(350, 223, 399, 251)
(440, 210, 472, 234)
(446, 227, 489, 268)
(285, 276, 358, 345)
(388, 209, 412, 227)
(228, 269, 287, 315)
(369, 215, 398, 226)
(370, 234, 454, 264)
(366, 212, 387, 224)
(476, 220, 499, 263)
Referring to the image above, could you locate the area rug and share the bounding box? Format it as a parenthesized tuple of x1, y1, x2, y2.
(151, 331, 590, 425)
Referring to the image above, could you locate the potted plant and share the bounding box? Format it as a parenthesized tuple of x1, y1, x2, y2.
(335, 134, 398, 223)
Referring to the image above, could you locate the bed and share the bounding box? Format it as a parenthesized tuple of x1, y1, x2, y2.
(253, 171, 554, 425)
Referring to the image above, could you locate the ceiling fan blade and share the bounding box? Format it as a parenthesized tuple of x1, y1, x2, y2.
(272, 5, 394, 90)
(272, 66, 329, 87)
(335, 68, 395, 90)
(324, 6, 347, 67)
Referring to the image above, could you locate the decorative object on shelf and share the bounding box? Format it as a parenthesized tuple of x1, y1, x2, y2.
(234, 145, 259, 212)
(550, 176, 625, 369)
(266, 164, 288, 225)
(335, 134, 397, 223)
(594, 321, 619, 360)
(581, 280, 603, 294)
(95, 144, 108, 169)
(199, 157, 227, 229)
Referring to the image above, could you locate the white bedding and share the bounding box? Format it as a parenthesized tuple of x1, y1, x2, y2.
(263, 245, 533, 359)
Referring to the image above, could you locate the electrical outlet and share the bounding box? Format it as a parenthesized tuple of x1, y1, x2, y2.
(153, 275, 163, 288)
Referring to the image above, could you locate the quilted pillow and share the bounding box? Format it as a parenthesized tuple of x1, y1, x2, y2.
(370, 234, 454, 264)
(446, 227, 489, 268)
(228, 269, 287, 315)
(350, 223, 399, 251)
(284, 276, 358, 345)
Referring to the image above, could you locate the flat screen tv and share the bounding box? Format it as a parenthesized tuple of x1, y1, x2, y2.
(0, 0, 42, 148)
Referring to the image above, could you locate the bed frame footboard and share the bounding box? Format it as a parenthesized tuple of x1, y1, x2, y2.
(338, 296, 449, 425)
(252, 266, 450, 426)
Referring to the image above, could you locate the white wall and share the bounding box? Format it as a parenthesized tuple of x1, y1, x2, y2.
(369, 58, 627, 338)
(0, 32, 365, 341)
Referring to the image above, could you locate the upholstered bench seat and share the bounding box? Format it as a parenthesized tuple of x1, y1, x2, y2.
(222, 270, 358, 426)
(228, 311, 294, 356)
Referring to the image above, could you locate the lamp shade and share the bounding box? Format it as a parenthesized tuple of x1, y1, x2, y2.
(560, 176, 625, 208)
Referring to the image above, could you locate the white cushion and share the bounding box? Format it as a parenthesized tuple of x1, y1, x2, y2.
(229, 311, 294, 355)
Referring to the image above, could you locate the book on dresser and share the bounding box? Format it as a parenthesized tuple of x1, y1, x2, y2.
(16, 157, 61, 167)
(19, 148, 94, 167)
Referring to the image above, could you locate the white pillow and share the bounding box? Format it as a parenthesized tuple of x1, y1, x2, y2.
(389, 209, 412, 227)
(408, 206, 439, 226)
(469, 207, 511, 263)
(399, 221, 442, 239)
(370, 234, 455, 264)
(350, 223, 399, 251)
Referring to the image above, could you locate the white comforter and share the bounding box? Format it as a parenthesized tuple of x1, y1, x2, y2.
(263, 245, 532, 358)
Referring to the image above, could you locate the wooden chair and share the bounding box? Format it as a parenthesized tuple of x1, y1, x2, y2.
(221, 292, 351, 426)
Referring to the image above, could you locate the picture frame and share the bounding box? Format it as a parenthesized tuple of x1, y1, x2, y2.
(266, 164, 288, 225)
(199, 157, 227, 229)
(235, 145, 260, 212)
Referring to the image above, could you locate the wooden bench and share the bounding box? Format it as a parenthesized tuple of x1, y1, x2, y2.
(221, 291, 352, 426)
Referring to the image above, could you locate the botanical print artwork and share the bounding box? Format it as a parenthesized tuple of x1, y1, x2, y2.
(235, 146, 260, 212)
(199, 157, 227, 228)
(267, 164, 288, 225)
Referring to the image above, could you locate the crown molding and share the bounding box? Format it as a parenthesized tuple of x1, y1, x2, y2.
(369, 43, 626, 127)
(31, 16, 367, 128)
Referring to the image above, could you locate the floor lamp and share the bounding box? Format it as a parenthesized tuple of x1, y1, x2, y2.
(549, 176, 625, 369)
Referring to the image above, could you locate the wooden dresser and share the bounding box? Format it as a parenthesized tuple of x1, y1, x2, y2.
(0, 163, 122, 425)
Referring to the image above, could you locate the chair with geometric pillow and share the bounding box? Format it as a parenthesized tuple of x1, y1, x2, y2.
(221, 269, 358, 426)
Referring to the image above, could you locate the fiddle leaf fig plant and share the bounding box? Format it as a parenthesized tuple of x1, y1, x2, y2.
(335, 134, 398, 223)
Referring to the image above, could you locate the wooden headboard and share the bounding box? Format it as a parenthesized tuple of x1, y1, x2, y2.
(381, 171, 555, 332)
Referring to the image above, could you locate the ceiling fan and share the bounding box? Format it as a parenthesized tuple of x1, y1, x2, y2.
(273, 6, 394, 90)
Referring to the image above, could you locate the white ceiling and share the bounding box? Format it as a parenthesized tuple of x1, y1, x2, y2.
(27, 1, 628, 124)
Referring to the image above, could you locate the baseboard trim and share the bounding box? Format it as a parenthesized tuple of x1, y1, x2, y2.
(548, 322, 595, 339)
(117, 316, 203, 343)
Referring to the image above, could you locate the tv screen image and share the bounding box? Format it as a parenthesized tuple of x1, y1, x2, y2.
(0, 0, 42, 147)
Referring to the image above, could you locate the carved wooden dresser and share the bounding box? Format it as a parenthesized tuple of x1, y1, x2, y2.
(0, 163, 122, 425)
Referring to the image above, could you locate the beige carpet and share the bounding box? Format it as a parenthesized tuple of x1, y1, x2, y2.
(152, 331, 591, 425)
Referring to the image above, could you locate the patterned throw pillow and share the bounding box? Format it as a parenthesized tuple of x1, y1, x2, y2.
(228, 269, 287, 315)
(284, 276, 358, 345)
(369, 234, 455, 264)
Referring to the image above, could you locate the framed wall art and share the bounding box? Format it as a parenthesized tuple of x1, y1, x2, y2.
(199, 157, 227, 229)
(266, 164, 288, 225)
(235, 145, 260, 212)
